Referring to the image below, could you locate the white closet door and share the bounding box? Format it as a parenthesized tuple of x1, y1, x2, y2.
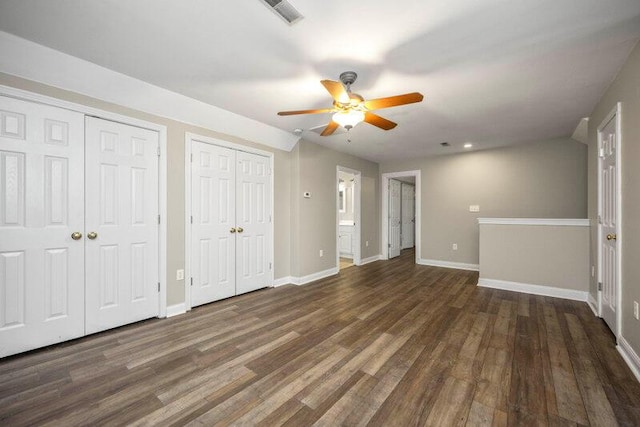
(85, 117, 159, 334)
(401, 183, 415, 249)
(0, 96, 85, 357)
(191, 142, 236, 307)
(388, 179, 402, 259)
(235, 151, 271, 295)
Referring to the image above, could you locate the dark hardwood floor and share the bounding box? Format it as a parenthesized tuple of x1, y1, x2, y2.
(1, 249, 639, 426)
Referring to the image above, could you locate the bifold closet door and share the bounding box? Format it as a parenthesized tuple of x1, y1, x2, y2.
(0, 96, 85, 357)
(191, 142, 271, 307)
(191, 142, 236, 307)
(84, 117, 160, 334)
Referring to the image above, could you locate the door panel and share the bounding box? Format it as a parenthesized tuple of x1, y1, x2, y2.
(388, 179, 401, 258)
(191, 142, 236, 306)
(600, 115, 617, 333)
(0, 96, 85, 357)
(235, 151, 270, 295)
(401, 183, 415, 249)
(85, 117, 159, 334)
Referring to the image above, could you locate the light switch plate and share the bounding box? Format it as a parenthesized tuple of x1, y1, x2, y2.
(469, 205, 480, 212)
(176, 269, 184, 280)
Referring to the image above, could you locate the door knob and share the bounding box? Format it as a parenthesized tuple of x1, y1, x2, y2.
(87, 231, 98, 240)
(230, 228, 236, 233)
(607, 234, 617, 241)
(237, 227, 244, 233)
(71, 232, 82, 240)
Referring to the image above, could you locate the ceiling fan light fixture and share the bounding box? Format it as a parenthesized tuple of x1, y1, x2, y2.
(332, 110, 365, 130)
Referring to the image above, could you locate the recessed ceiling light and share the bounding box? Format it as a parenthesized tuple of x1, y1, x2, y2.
(463, 143, 473, 149)
(293, 128, 303, 134)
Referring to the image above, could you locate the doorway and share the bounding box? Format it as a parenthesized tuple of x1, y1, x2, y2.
(336, 166, 361, 271)
(381, 170, 421, 262)
(597, 103, 622, 338)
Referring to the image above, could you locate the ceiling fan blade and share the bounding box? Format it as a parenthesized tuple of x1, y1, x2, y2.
(364, 92, 424, 110)
(321, 80, 350, 103)
(320, 121, 340, 136)
(278, 108, 334, 116)
(364, 112, 397, 130)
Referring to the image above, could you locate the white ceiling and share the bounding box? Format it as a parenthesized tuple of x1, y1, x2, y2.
(1, 0, 639, 163)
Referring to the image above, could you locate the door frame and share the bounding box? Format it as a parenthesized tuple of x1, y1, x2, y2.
(336, 166, 362, 269)
(597, 102, 622, 339)
(184, 132, 275, 311)
(0, 84, 169, 318)
(381, 170, 421, 262)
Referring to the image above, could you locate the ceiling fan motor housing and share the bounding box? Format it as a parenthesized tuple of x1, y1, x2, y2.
(339, 71, 358, 89)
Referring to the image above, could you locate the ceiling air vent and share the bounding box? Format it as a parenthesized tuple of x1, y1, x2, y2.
(259, 0, 304, 25)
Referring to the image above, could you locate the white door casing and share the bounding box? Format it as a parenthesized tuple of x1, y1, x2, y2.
(235, 150, 271, 295)
(190, 142, 236, 307)
(0, 96, 85, 357)
(85, 117, 160, 334)
(401, 183, 415, 249)
(598, 108, 619, 335)
(388, 179, 402, 259)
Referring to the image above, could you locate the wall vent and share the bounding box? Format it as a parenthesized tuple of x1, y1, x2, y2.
(259, 0, 304, 25)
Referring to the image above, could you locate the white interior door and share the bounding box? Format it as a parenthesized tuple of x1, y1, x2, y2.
(235, 150, 271, 295)
(0, 96, 85, 357)
(85, 117, 159, 334)
(388, 179, 402, 258)
(190, 142, 236, 307)
(401, 183, 415, 249)
(599, 114, 618, 334)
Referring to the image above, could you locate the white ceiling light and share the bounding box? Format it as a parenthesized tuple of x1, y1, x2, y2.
(464, 143, 473, 148)
(332, 110, 365, 130)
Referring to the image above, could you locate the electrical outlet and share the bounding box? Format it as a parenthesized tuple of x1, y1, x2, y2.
(469, 205, 480, 213)
(452, 243, 458, 250)
(366, 241, 369, 247)
(176, 269, 184, 280)
(634, 301, 639, 320)
(319, 249, 323, 257)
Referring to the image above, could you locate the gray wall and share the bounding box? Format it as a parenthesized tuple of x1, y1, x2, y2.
(0, 72, 297, 306)
(0, 72, 382, 303)
(587, 41, 640, 352)
(291, 140, 380, 277)
(479, 223, 589, 292)
(380, 138, 588, 265)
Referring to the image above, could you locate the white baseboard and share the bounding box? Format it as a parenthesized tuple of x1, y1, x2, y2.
(418, 258, 479, 271)
(166, 303, 187, 318)
(477, 278, 588, 302)
(360, 255, 381, 265)
(340, 254, 354, 259)
(273, 276, 294, 287)
(618, 336, 640, 383)
(588, 293, 599, 316)
(292, 267, 339, 286)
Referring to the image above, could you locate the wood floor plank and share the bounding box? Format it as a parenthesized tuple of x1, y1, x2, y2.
(1, 248, 638, 426)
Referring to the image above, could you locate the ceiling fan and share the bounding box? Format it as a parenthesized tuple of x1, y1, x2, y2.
(278, 71, 424, 136)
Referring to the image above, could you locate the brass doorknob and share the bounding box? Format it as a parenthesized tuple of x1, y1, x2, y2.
(230, 228, 236, 233)
(607, 234, 617, 241)
(87, 231, 98, 240)
(71, 232, 82, 240)
(237, 227, 244, 233)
